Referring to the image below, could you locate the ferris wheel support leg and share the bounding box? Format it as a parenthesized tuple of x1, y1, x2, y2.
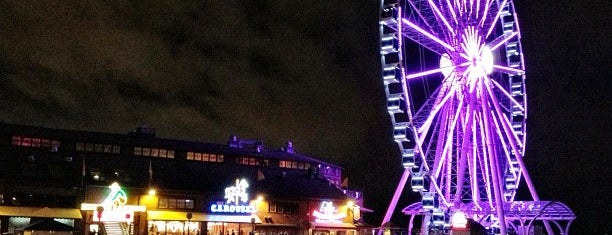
(379, 168, 411, 235)
(485, 81, 554, 234)
(480, 80, 508, 235)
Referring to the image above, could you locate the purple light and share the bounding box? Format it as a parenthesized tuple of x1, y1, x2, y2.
(402, 18, 455, 51)
(493, 64, 524, 75)
(427, 0, 456, 36)
(489, 32, 519, 51)
(405, 67, 452, 80)
(485, 0, 509, 38)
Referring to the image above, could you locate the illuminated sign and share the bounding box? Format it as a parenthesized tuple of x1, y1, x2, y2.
(210, 179, 255, 214)
(80, 182, 145, 223)
(312, 201, 346, 223)
(103, 182, 128, 209)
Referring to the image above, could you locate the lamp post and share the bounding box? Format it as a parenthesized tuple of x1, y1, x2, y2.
(250, 217, 255, 235)
(186, 213, 193, 235)
(96, 206, 104, 235)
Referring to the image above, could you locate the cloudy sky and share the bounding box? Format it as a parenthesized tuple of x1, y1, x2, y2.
(0, 0, 609, 233)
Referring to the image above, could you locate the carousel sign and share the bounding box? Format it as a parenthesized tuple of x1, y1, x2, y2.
(210, 179, 256, 213)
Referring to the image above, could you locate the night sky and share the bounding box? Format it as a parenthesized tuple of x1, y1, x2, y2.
(0, 0, 609, 234)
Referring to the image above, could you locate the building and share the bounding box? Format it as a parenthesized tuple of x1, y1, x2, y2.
(0, 123, 372, 235)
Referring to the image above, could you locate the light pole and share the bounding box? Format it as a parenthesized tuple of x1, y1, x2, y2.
(250, 217, 255, 235)
(186, 213, 193, 235)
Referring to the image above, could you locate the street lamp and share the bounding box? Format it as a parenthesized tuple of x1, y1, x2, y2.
(347, 201, 355, 223)
(250, 217, 256, 235)
(186, 212, 193, 235)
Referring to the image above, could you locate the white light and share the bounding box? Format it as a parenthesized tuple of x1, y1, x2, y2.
(451, 211, 468, 228)
(481, 46, 494, 75)
(439, 53, 455, 79)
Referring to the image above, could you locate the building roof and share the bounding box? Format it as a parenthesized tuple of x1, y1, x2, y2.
(256, 170, 348, 200)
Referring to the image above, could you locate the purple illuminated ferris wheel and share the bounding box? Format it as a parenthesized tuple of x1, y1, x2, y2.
(377, 0, 575, 234)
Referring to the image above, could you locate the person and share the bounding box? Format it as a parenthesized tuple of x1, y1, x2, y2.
(232, 230, 235, 235)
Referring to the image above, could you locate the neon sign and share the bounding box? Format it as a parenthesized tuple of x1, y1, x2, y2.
(210, 179, 255, 213)
(103, 182, 128, 209)
(312, 201, 346, 223)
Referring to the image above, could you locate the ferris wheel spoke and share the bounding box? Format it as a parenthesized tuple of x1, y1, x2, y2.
(479, 0, 493, 27)
(490, 113, 519, 180)
(485, 0, 509, 38)
(487, 31, 519, 51)
(405, 66, 455, 80)
(489, 79, 525, 113)
(417, 86, 456, 137)
(475, 112, 494, 206)
(401, 18, 456, 52)
(426, 0, 456, 37)
(492, 64, 524, 75)
(444, 0, 459, 25)
(484, 79, 524, 151)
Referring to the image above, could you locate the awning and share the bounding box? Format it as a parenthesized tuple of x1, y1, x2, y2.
(20, 218, 79, 231)
(0, 206, 82, 219)
(311, 222, 356, 229)
(147, 211, 262, 223)
(207, 214, 262, 223)
(147, 211, 207, 221)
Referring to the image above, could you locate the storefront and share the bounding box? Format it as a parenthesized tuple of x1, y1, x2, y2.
(0, 206, 82, 234)
(144, 179, 262, 235)
(80, 182, 146, 234)
(308, 201, 357, 235)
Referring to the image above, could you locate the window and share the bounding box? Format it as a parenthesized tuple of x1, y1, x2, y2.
(279, 160, 310, 170)
(134, 147, 175, 158)
(158, 197, 195, 209)
(186, 152, 224, 163)
(76, 142, 120, 154)
(12, 136, 61, 151)
(268, 202, 297, 214)
(159, 199, 168, 208)
(236, 157, 260, 166)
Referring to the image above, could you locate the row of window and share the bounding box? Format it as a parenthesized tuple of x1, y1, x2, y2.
(236, 157, 269, 166)
(76, 142, 121, 154)
(10, 136, 339, 175)
(158, 197, 195, 209)
(134, 147, 175, 158)
(12, 136, 60, 151)
(186, 152, 224, 162)
(279, 160, 311, 170)
(269, 202, 298, 214)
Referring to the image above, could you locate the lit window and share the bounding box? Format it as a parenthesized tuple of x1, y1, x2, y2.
(134, 147, 142, 155)
(94, 144, 103, 152)
(85, 143, 94, 152)
(31, 138, 41, 147)
(113, 145, 121, 154)
(76, 142, 85, 151)
(11, 136, 21, 145)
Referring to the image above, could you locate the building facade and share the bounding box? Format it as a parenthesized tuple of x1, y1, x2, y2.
(0, 123, 372, 235)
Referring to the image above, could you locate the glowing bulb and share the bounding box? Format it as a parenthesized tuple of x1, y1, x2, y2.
(439, 53, 455, 78)
(451, 211, 468, 228)
(480, 46, 494, 75)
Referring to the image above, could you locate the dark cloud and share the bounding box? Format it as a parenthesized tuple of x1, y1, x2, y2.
(0, 0, 609, 233)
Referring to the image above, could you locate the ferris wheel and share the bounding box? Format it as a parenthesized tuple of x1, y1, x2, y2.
(377, 0, 575, 234)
